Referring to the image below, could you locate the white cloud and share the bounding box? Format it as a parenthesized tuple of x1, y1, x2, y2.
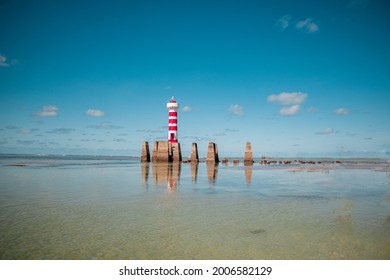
(224, 128, 239, 132)
(347, 0, 370, 9)
(17, 140, 36, 145)
(86, 109, 105, 117)
(0, 55, 9, 67)
(280, 105, 300, 116)
(88, 123, 123, 130)
(267, 92, 307, 105)
(5, 125, 19, 130)
(46, 128, 75, 134)
(182, 106, 191, 112)
(136, 128, 163, 133)
(17, 129, 38, 134)
(33, 105, 58, 117)
(307, 107, 319, 113)
(113, 138, 130, 143)
(17, 129, 32, 134)
(275, 15, 291, 29)
(335, 108, 350, 115)
(316, 128, 334, 135)
(296, 18, 319, 33)
(0, 54, 18, 67)
(229, 104, 244, 116)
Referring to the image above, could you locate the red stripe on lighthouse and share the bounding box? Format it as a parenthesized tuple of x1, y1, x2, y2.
(169, 112, 177, 116)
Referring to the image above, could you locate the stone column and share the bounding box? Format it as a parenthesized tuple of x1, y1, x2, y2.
(153, 141, 172, 162)
(152, 141, 158, 162)
(244, 142, 254, 166)
(190, 143, 199, 162)
(206, 142, 219, 163)
(215, 143, 219, 163)
(172, 142, 182, 162)
(141, 141, 150, 162)
(161, 141, 172, 162)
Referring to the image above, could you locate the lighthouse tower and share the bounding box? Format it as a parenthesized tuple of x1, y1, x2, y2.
(166, 97, 179, 143)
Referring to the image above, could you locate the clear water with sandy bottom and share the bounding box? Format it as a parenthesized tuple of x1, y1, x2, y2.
(0, 156, 389, 259)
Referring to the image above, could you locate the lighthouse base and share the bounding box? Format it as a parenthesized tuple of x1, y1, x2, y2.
(151, 141, 182, 163)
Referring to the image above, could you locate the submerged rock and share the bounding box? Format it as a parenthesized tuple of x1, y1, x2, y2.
(250, 229, 266, 234)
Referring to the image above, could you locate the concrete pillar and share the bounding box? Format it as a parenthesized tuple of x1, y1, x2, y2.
(244, 142, 253, 166)
(152, 141, 171, 162)
(161, 141, 172, 162)
(190, 143, 199, 163)
(206, 142, 219, 163)
(152, 141, 158, 162)
(172, 142, 182, 162)
(141, 141, 150, 162)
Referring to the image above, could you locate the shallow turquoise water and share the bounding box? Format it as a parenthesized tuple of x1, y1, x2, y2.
(0, 156, 389, 259)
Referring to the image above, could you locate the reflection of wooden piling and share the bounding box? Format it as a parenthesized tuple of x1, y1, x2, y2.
(141, 162, 150, 186)
(169, 163, 181, 188)
(152, 163, 170, 185)
(206, 142, 219, 163)
(191, 162, 198, 182)
(151, 163, 181, 188)
(141, 141, 150, 162)
(245, 166, 252, 186)
(206, 163, 218, 183)
(244, 142, 253, 166)
(190, 143, 199, 163)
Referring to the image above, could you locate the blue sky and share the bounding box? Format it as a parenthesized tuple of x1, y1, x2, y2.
(1, 0, 389, 157)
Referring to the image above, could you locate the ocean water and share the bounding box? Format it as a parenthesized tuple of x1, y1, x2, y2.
(0, 155, 389, 260)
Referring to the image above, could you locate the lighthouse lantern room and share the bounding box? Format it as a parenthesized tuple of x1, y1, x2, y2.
(166, 97, 179, 143)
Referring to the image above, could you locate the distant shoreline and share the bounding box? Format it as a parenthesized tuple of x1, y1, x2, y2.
(0, 153, 389, 163)
(1, 153, 389, 167)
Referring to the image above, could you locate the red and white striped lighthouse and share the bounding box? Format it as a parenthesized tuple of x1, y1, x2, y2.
(166, 97, 179, 143)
